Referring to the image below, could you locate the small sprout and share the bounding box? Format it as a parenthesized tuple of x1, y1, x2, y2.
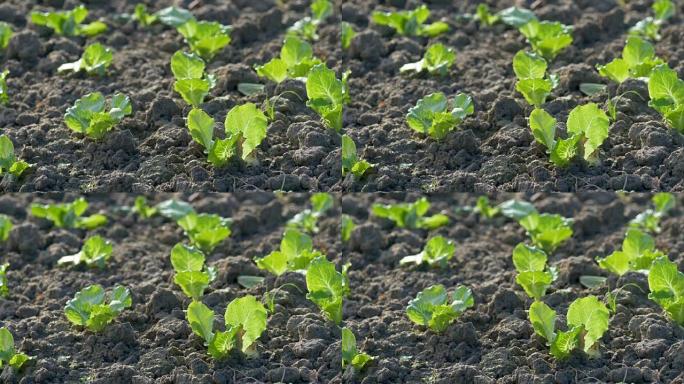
(0, 327, 31, 370)
(400, 43, 456, 77)
(341, 327, 373, 371)
(64, 92, 132, 139)
(474, 196, 500, 219)
(372, 197, 449, 230)
(30, 198, 107, 230)
(306, 257, 350, 324)
(133, 196, 158, 219)
(406, 284, 474, 333)
(648, 64, 684, 133)
(596, 228, 665, 276)
(371, 5, 449, 37)
(186, 296, 267, 358)
(133, 4, 158, 27)
(597, 36, 664, 83)
(171, 50, 215, 108)
(254, 229, 323, 276)
(58, 43, 114, 76)
(652, 0, 675, 21)
(0, 263, 9, 297)
(288, 17, 320, 42)
(341, 22, 355, 50)
(518, 212, 573, 254)
(286, 193, 334, 234)
(155, 199, 194, 220)
(58, 236, 114, 269)
(0, 215, 10, 242)
(629, 192, 676, 233)
(30, 5, 107, 37)
(519, 20, 573, 61)
(177, 19, 232, 61)
(512, 244, 556, 300)
(400, 236, 455, 268)
(341, 215, 355, 243)
(341, 135, 373, 179)
(648, 257, 684, 325)
(255, 36, 322, 84)
(306, 64, 350, 132)
(406, 92, 474, 140)
(475, 4, 500, 27)
(177, 212, 231, 254)
(0, 22, 12, 50)
(64, 284, 132, 332)
(0, 135, 30, 178)
(0, 70, 8, 105)
(170, 243, 216, 301)
(498, 6, 537, 28)
(156, 6, 193, 28)
(311, 0, 333, 21)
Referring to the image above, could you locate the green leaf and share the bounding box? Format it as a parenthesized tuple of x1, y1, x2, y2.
(0, 216, 10, 243)
(400, 43, 456, 77)
(177, 212, 231, 254)
(255, 58, 288, 83)
(566, 103, 610, 161)
(400, 236, 455, 268)
(156, 199, 195, 220)
(30, 198, 106, 229)
(513, 50, 547, 80)
(30, 5, 105, 37)
(652, 0, 675, 21)
(406, 284, 448, 327)
(341, 215, 355, 243)
(406, 92, 473, 140)
(58, 43, 113, 76)
(0, 327, 15, 362)
(341, 327, 357, 368)
(174, 78, 211, 108)
(371, 5, 448, 37)
(529, 108, 557, 151)
(64, 284, 130, 332)
(597, 58, 630, 83)
(224, 295, 267, 354)
(133, 196, 158, 219)
(371, 197, 448, 230)
(186, 301, 215, 343)
(58, 235, 113, 269)
(518, 213, 573, 253)
(133, 4, 158, 27)
(512, 243, 548, 273)
(498, 200, 537, 220)
(306, 64, 348, 131)
(474, 196, 500, 219)
(64, 92, 132, 139)
(311, 0, 333, 21)
(648, 65, 684, 115)
(648, 257, 684, 307)
(550, 134, 581, 167)
(156, 6, 193, 28)
(653, 192, 675, 214)
(516, 271, 553, 300)
(224, 103, 268, 160)
(0, 22, 12, 50)
(306, 256, 349, 324)
(475, 4, 500, 26)
(255, 229, 319, 276)
(406, 284, 473, 332)
(566, 296, 609, 353)
(516, 78, 552, 107)
(171, 51, 206, 80)
(341, 22, 355, 50)
(497, 7, 537, 28)
(187, 108, 215, 151)
(550, 326, 581, 360)
(519, 20, 573, 61)
(170, 243, 206, 272)
(529, 301, 556, 345)
(0, 70, 9, 106)
(174, 271, 211, 300)
(0, 135, 29, 178)
(177, 19, 231, 61)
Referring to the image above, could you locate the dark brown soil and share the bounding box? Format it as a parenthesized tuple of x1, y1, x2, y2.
(341, 0, 684, 192)
(0, 193, 683, 383)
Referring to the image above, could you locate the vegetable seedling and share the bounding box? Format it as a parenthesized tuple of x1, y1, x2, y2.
(58, 236, 114, 269)
(58, 43, 114, 76)
(171, 50, 215, 108)
(0, 135, 30, 178)
(512, 243, 557, 300)
(474, 196, 501, 219)
(0, 215, 10, 242)
(400, 43, 456, 77)
(254, 228, 323, 276)
(648, 257, 684, 325)
(518, 212, 573, 254)
(406, 92, 474, 140)
(341, 135, 373, 179)
(156, 6, 194, 28)
(133, 196, 158, 219)
(306, 256, 350, 324)
(341, 22, 355, 50)
(133, 4, 158, 27)
(597, 36, 664, 83)
(596, 228, 665, 276)
(155, 199, 195, 220)
(64, 284, 132, 332)
(629, 1, 674, 42)
(186, 296, 267, 358)
(512, 50, 556, 108)
(177, 19, 232, 61)
(341, 327, 373, 371)
(170, 243, 217, 301)
(30, 198, 107, 230)
(177, 212, 231, 254)
(629, 192, 676, 233)
(647, 64, 684, 133)
(400, 236, 456, 268)
(0, 327, 31, 370)
(519, 20, 573, 61)
(475, 4, 500, 27)
(372, 5, 449, 37)
(498, 6, 537, 28)
(0, 22, 12, 50)
(64, 92, 132, 140)
(306, 64, 350, 132)
(0, 263, 8, 297)
(372, 197, 449, 230)
(255, 36, 322, 84)
(287, 0, 332, 41)
(0, 70, 8, 105)
(341, 215, 355, 243)
(31, 5, 107, 37)
(287, 192, 334, 234)
(406, 284, 474, 332)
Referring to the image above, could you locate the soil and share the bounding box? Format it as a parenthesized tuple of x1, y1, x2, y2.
(0, 193, 683, 383)
(341, 0, 684, 192)
(0, 0, 344, 193)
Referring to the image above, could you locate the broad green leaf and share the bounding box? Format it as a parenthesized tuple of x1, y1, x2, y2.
(306, 257, 348, 324)
(400, 43, 455, 76)
(550, 327, 581, 360)
(156, 6, 193, 28)
(0, 328, 15, 361)
(311, 0, 333, 21)
(597, 58, 629, 83)
(224, 295, 267, 354)
(652, 0, 675, 21)
(566, 103, 610, 161)
(512, 243, 548, 273)
(498, 7, 537, 28)
(566, 296, 609, 353)
(519, 213, 573, 253)
(156, 199, 194, 220)
(498, 200, 537, 220)
(0, 22, 12, 50)
(58, 235, 113, 269)
(255, 58, 288, 83)
(58, 43, 113, 76)
(64, 92, 132, 139)
(513, 50, 547, 80)
(341, 327, 357, 368)
(529, 301, 556, 344)
(400, 236, 455, 268)
(529, 108, 556, 151)
(170, 243, 205, 272)
(371, 5, 448, 37)
(133, 4, 158, 27)
(406, 284, 448, 327)
(475, 4, 500, 26)
(550, 134, 581, 167)
(341, 22, 355, 49)
(174, 78, 211, 108)
(187, 108, 215, 151)
(519, 20, 573, 61)
(306, 64, 347, 131)
(177, 212, 231, 254)
(516, 271, 553, 300)
(648, 257, 684, 307)
(224, 103, 268, 160)
(186, 301, 215, 343)
(653, 192, 675, 214)
(648, 65, 684, 114)
(174, 271, 211, 300)
(177, 19, 231, 61)
(516, 78, 552, 107)
(171, 51, 206, 80)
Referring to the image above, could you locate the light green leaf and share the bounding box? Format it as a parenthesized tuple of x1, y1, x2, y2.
(566, 296, 609, 353)
(224, 295, 267, 354)
(529, 301, 556, 345)
(513, 50, 547, 80)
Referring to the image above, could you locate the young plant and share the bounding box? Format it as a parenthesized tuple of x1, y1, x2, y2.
(341, 327, 373, 371)
(513, 50, 555, 107)
(528, 103, 610, 167)
(341, 215, 355, 243)
(255, 36, 322, 84)
(596, 36, 664, 83)
(156, 6, 194, 28)
(400, 43, 456, 77)
(177, 212, 231, 254)
(254, 229, 323, 276)
(133, 4, 158, 27)
(0, 135, 30, 178)
(512, 244, 556, 300)
(133, 196, 158, 219)
(171, 50, 215, 108)
(341, 135, 373, 179)
(31, 5, 107, 37)
(64, 92, 132, 140)
(372, 197, 449, 230)
(58, 236, 114, 269)
(0, 70, 8, 105)
(629, 192, 676, 233)
(186, 296, 267, 358)
(474, 196, 500, 219)
(287, 192, 334, 234)
(0, 22, 12, 50)
(648, 257, 684, 325)
(596, 228, 665, 276)
(406, 284, 474, 333)
(372, 5, 449, 37)
(0, 327, 30, 370)
(58, 43, 114, 76)
(306, 64, 350, 132)
(529, 296, 609, 359)
(0, 216, 8, 242)
(170, 243, 217, 301)
(177, 19, 232, 61)
(0, 263, 8, 297)
(400, 236, 455, 268)
(498, 6, 537, 28)
(518, 212, 573, 253)
(341, 22, 356, 50)
(519, 20, 573, 61)
(64, 285, 132, 332)
(629, 0, 674, 42)
(30, 198, 107, 229)
(475, 4, 500, 27)
(406, 92, 474, 140)
(287, 0, 332, 41)
(156, 199, 195, 220)
(647, 64, 684, 133)
(306, 256, 350, 324)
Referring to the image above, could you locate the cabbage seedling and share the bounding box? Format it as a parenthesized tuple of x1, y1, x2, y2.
(170, 243, 216, 300)
(372, 5, 449, 37)
(156, 6, 193, 28)
(0, 215, 10, 242)
(474, 196, 500, 219)
(475, 4, 500, 27)
(341, 22, 355, 50)
(287, 0, 332, 41)
(254, 229, 323, 276)
(306, 64, 350, 132)
(372, 197, 449, 230)
(648, 64, 684, 133)
(648, 257, 684, 325)
(341, 215, 354, 243)
(512, 243, 557, 300)
(596, 228, 665, 276)
(133, 4, 158, 27)
(58, 43, 114, 76)
(400, 43, 456, 77)
(518, 212, 573, 254)
(406, 284, 474, 333)
(177, 19, 232, 61)
(406, 92, 474, 140)
(171, 50, 215, 108)
(519, 20, 573, 61)
(177, 212, 231, 254)
(133, 196, 158, 219)
(186, 296, 267, 358)
(64, 285, 132, 332)
(629, 0, 674, 42)
(30, 5, 107, 37)
(597, 36, 664, 83)
(255, 36, 322, 83)
(287, 193, 334, 234)
(629, 192, 676, 233)
(341, 327, 373, 371)
(0, 135, 30, 178)
(64, 92, 132, 139)
(0, 327, 30, 370)
(0, 70, 8, 105)
(58, 235, 114, 269)
(306, 257, 350, 324)
(0, 22, 12, 50)
(30, 198, 107, 230)
(341, 135, 373, 179)
(512, 50, 556, 108)
(0, 263, 8, 297)
(497, 6, 537, 28)
(400, 236, 455, 268)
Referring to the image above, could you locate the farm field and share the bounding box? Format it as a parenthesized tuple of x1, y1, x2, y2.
(0, 193, 682, 383)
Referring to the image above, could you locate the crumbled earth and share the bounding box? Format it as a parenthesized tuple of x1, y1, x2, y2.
(0, 0, 343, 192)
(340, 0, 684, 192)
(1, 193, 683, 383)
